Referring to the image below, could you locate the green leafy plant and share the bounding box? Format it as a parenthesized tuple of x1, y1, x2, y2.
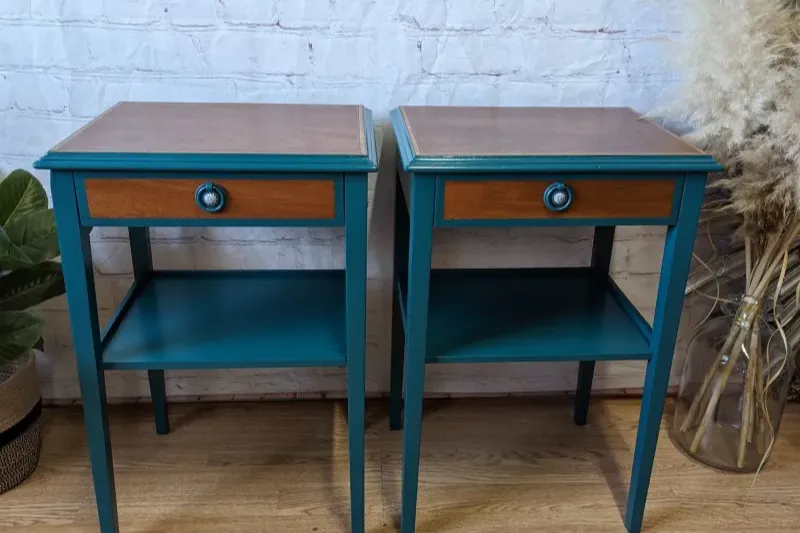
(0, 170, 65, 366)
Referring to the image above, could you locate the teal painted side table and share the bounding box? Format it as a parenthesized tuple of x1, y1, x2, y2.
(35, 102, 377, 533)
(388, 106, 721, 533)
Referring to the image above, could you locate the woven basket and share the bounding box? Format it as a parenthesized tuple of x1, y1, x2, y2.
(0, 352, 43, 494)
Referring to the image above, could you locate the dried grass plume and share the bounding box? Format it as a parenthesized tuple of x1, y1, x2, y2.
(666, 0, 800, 234)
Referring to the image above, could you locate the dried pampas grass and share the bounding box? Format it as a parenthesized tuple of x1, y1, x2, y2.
(668, 0, 800, 231)
(666, 0, 800, 471)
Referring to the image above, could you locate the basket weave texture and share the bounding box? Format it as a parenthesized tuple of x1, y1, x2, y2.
(0, 352, 43, 494)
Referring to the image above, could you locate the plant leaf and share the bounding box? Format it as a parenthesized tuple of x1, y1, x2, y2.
(0, 261, 64, 311)
(0, 310, 44, 365)
(0, 170, 48, 226)
(2, 209, 60, 264)
(0, 225, 34, 270)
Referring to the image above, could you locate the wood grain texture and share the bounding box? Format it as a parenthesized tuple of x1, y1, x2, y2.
(54, 103, 367, 156)
(401, 106, 703, 157)
(2, 399, 798, 533)
(83, 178, 337, 220)
(442, 179, 676, 220)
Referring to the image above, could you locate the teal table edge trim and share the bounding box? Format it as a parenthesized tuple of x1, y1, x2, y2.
(35, 108, 378, 173)
(34, 152, 377, 172)
(363, 107, 379, 172)
(389, 107, 723, 174)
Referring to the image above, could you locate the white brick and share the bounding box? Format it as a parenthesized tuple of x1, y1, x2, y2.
(219, 0, 278, 24)
(3, 0, 31, 19)
(207, 31, 309, 74)
(604, 78, 674, 111)
(553, 0, 682, 33)
(0, 74, 10, 111)
(69, 77, 237, 118)
(311, 35, 420, 80)
(494, 0, 551, 27)
(276, 0, 333, 29)
(551, 0, 613, 31)
(612, 0, 683, 33)
(164, 0, 218, 27)
(395, 0, 445, 30)
(625, 37, 677, 77)
(9, 72, 68, 112)
(525, 37, 625, 76)
(0, 26, 93, 69)
(103, 0, 163, 25)
(549, 80, 607, 106)
(32, 0, 103, 21)
(44, 28, 206, 72)
(422, 35, 525, 75)
(444, 0, 496, 30)
(284, 80, 397, 112)
(332, 0, 391, 31)
(0, 26, 31, 66)
(0, 113, 84, 157)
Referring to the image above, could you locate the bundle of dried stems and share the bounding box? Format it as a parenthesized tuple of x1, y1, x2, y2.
(666, 0, 800, 469)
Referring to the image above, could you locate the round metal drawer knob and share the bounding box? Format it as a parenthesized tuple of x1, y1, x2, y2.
(543, 182, 573, 212)
(195, 182, 227, 213)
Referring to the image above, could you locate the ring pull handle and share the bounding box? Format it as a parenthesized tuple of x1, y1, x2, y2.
(543, 182, 573, 212)
(195, 182, 226, 213)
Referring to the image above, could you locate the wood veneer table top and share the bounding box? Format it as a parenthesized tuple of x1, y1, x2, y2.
(52, 102, 368, 156)
(399, 106, 702, 157)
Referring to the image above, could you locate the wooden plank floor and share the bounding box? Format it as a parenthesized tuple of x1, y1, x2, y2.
(1, 398, 798, 532)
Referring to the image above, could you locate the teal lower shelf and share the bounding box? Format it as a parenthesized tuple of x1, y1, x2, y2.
(399, 268, 652, 364)
(101, 270, 346, 370)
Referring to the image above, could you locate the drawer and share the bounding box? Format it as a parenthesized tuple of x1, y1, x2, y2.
(437, 176, 680, 227)
(77, 175, 342, 226)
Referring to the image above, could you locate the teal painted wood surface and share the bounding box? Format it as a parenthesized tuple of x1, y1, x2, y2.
(100, 270, 347, 370)
(44, 103, 375, 533)
(389, 173, 410, 431)
(400, 175, 436, 533)
(51, 171, 119, 533)
(625, 173, 708, 533)
(344, 173, 368, 533)
(573, 225, 616, 426)
(74, 171, 345, 227)
(389, 106, 717, 533)
(128, 227, 170, 435)
(390, 108, 722, 174)
(396, 268, 651, 364)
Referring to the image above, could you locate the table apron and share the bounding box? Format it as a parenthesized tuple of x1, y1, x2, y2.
(433, 173, 684, 228)
(73, 171, 345, 227)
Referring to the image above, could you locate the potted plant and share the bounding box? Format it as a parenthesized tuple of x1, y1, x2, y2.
(0, 169, 64, 493)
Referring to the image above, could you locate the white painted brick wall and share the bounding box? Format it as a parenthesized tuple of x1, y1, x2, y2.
(0, 0, 694, 401)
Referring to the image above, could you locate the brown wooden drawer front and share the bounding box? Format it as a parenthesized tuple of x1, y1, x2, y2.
(441, 179, 677, 221)
(82, 178, 338, 220)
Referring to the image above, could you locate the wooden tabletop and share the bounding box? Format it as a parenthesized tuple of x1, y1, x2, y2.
(399, 106, 701, 157)
(391, 106, 718, 173)
(37, 102, 377, 172)
(53, 102, 368, 156)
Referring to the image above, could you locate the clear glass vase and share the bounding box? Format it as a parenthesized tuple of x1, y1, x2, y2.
(671, 296, 795, 472)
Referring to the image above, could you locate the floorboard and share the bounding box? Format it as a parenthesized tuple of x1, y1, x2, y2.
(1, 398, 798, 532)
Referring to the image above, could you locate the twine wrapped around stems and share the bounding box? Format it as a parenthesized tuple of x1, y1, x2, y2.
(681, 219, 799, 471)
